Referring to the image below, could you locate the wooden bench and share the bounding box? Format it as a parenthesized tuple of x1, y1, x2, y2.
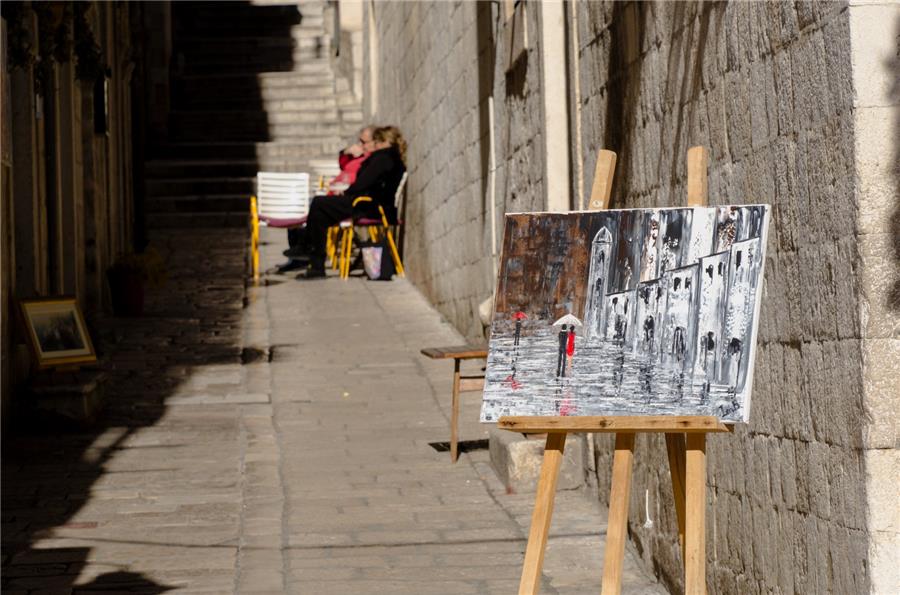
(420, 343, 488, 462)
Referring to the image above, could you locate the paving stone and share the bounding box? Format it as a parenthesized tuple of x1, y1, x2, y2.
(2, 219, 665, 595)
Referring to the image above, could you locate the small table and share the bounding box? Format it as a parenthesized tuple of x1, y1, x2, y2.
(420, 344, 488, 462)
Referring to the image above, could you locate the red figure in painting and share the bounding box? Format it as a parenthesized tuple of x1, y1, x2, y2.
(513, 311, 527, 346)
(504, 374, 522, 390)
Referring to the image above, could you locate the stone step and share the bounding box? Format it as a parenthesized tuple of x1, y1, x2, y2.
(180, 37, 330, 59)
(168, 121, 344, 142)
(165, 132, 345, 146)
(147, 212, 249, 230)
(180, 49, 332, 72)
(489, 427, 585, 493)
(175, 78, 342, 101)
(26, 370, 109, 424)
(175, 10, 322, 30)
(173, 15, 304, 37)
(337, 93, 360, 108)
(174, 2, 304, 18)
(146, 161, 262, 178)
(180, 55, 332, 72)
(180, 56, 332, 75)
(175, 95, 340, 112)
(172, 2, 304, 30)
(147, 177, 257, 198)
(146, 195, 251, 214)
(179, 36, 298, 51)
(179, 70, 336, 87)
(175, 82, 337, 107)
(340, 108, 364, 123)
(179, 49, 296, 72)
(182, 42, 331, 57)
(155, 141, 346, 161)
(170, 108, 343, 127)
(147, 1, 361, 234)
(146, 159, 341, 178)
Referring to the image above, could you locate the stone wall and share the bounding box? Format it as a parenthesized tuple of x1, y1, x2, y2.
(576, 2, 881, 593)
(848, 2, 900, 593)
(363, 1, 547, 338)
(363, 1, 898, 592)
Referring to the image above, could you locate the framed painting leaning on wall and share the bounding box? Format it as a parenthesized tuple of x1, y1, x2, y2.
(19, 297, 97, 369)
(480, 205, 770, 424)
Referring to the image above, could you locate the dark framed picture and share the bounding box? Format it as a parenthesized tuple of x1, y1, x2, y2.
(19, 297, 97, 369)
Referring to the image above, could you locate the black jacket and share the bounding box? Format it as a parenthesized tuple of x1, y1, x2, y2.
(345, 146, 405, 222)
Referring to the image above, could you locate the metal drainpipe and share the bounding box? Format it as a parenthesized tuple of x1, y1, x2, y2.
(489, 95, 498, 282)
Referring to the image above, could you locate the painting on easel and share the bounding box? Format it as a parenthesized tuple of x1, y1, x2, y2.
(480, 205, 770, 423)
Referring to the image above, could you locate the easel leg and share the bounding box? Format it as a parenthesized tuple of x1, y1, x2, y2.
(518, 432, 567, 595)
(450, 359, 461, 462)
(685, 433, 707, 595)
(665, 432, 687, 560)
(601, 432, 636, 595)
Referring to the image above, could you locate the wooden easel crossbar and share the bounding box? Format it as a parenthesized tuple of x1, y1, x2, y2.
(500, 147, 732, 595)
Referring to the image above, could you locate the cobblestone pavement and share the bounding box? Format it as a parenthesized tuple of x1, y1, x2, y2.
(2, 227, 665, 594)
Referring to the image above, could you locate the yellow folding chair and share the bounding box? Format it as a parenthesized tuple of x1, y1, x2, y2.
(250, 196, 260, 284)
(337, 189, 406, 280)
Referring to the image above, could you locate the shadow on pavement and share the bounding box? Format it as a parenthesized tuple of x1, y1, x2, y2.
(3, 1, 308, 589)
(2, 229, 248, 592)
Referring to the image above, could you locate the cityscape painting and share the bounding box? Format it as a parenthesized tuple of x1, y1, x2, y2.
(480, 205, 770, 423)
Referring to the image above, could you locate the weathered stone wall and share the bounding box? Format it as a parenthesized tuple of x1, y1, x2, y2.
(848, 2, 900, 593)
(363, 1, 547, 338)
(364, 1, 897, 592)
(576, 2, 876, 593)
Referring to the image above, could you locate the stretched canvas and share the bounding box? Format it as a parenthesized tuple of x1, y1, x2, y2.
(480, 205, 770, 423)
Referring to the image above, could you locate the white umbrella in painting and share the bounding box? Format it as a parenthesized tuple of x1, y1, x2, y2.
(553, 314, 583, 329)
(553, 314, 583, 379)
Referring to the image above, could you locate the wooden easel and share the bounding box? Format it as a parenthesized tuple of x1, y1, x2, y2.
(501, 147, 732, 595)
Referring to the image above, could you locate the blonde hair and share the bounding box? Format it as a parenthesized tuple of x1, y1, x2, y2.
(373, 126, 407, 164)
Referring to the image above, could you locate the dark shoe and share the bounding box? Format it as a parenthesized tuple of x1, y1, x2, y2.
(296, 267, 327, 280)
(283, 245, 310, 258)
(349, 253, 364, 272)
(274, 260, 306, 274)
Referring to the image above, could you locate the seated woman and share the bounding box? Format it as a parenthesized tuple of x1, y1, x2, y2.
(279, 126, 374, 271)
(298, 126, 407, 279)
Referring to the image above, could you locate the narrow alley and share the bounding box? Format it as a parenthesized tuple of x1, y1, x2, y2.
(2, 226, 663, 594)
(5, 1, 895, 593)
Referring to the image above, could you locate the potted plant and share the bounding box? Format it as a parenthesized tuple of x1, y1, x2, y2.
(106, 249, 165, 317)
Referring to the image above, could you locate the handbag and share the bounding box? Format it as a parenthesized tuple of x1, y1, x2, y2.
(361, 236, 396, 281)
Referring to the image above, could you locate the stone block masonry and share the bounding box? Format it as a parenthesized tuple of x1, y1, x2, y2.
(576, 2, 896, 593)
(363, 1, 898, 592)
(364, 1, 547, 339)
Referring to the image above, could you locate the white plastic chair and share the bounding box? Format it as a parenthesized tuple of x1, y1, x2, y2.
(250, 172, 310, 282)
